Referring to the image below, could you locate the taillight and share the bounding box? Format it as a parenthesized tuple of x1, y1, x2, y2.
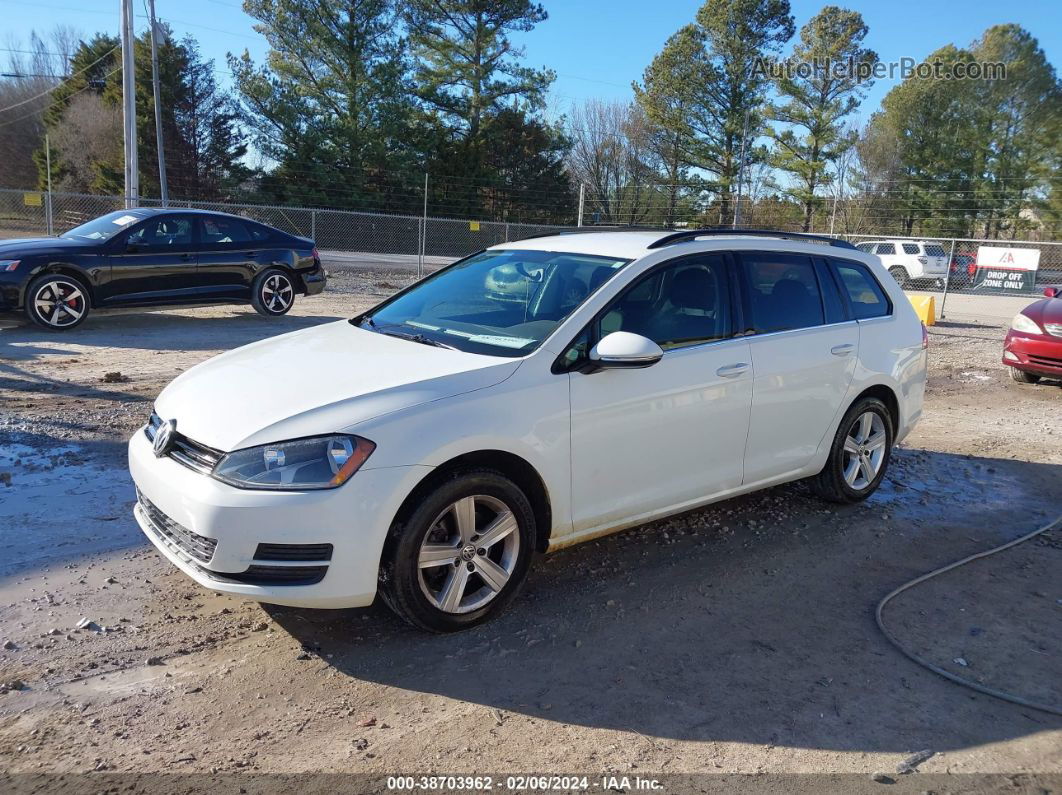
(312, 246, 320, 262)
(921, 322, 929, 350)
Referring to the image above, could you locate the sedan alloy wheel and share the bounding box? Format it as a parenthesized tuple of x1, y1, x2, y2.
(31, 277, 88, 329)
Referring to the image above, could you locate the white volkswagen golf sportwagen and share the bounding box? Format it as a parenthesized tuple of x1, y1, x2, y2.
(129, 229, 927, 632)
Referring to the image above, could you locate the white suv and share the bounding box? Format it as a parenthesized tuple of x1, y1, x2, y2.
(855, 240, 948, 287)
(129, 230, 927, 632)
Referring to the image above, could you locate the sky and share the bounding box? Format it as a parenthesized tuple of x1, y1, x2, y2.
(3, 0, 1060, 131)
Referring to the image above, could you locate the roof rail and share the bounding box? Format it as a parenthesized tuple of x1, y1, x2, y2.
(514, 225, 666, 243)
(646, 228, 857, 250)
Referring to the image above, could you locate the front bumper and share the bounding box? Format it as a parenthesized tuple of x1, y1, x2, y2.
(1003, 329, 1062, 378)
(128, 428, 424, 608)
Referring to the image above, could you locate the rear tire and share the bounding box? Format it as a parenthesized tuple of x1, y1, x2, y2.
(888, 266, 909, 288)
(810, 397, 894, 504)
(25, 274, 91, 330)
(379, 469, 535, 633)
(1009, 367, 1040, 384)
(251, 268, 296, 316)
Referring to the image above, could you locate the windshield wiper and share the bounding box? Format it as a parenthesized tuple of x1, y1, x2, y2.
(376, 328, 458, 350)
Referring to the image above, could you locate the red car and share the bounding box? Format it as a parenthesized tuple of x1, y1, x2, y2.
(1003, 286, 1062, 384)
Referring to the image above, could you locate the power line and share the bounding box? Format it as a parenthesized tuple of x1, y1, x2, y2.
(0, 45, 119, 116)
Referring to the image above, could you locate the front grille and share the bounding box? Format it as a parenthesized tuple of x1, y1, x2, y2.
(254, 542, 333, 562)
(206, 565, 328, 586)
(144, 412, 223, 475)
(137, 489, 217, 564)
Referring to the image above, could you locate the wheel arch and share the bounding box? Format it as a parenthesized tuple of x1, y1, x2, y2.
(23, 264, 95, 308)
(849, 382, 900, 431)
(389, 449, 554, 555)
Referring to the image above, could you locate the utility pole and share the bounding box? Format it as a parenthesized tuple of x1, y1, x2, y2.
(120, 0, 138, 208)
(418, 173, 428, 279)
(829, 159, 846, 236)
(577, 183, 585, 227)
(147, 0, 168, 206)
(44, 133, 54, 235)
(733, 107, 750, 228)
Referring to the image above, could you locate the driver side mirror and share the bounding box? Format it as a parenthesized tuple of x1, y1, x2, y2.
(1045, 287, 1059, 298)
(125, 242, 140, 254)
(588, 331, 663, 370)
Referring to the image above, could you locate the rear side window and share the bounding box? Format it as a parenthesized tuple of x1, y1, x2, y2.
(833, 261, 891, 320)
(924, 244, 946, 257)
(738, 252, 825, 333)
(856, 243, 874, 253)
(902, 243, 919, 255)
(876, 243, 895, 255)
(199, 217, 253, 246)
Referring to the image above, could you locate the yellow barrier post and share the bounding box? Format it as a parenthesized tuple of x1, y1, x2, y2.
(907, 294, 936, 326)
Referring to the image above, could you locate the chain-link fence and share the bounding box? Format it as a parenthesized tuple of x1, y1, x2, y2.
(0, 188, 573, 261)
(3, 188, 1059, 302)
(841, 234, 1062, 302)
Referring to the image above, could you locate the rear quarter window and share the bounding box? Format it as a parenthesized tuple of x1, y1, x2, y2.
(902, 243, 919, 255)
(924, 244, 946, 257)
(832, 260, 892, 320)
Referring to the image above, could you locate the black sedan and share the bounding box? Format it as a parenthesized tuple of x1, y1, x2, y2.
(0, 208, 326, 330)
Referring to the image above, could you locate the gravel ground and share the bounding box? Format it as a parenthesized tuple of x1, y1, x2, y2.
(0, 276, 1060, 789)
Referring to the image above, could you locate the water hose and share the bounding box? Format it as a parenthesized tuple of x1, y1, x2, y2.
(876, 513, 1062, 717)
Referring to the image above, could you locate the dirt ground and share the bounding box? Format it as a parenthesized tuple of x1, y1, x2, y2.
(0, 269, 1060, 790)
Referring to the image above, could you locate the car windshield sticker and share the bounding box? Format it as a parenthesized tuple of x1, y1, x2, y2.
(112, 215, 138, 226)
(467, 334, 535, 348)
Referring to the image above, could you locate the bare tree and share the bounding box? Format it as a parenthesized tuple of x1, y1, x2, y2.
(565, 99, 659, 225)
(50, 93, 122, 192)
(0, 27, 80, 189)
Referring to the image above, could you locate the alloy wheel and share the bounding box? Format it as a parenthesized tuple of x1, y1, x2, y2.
(262, 273, 293, 312)
(842, 411, 887, 490)
(417, 494, 520, 614)
(33, 278, 86, 328)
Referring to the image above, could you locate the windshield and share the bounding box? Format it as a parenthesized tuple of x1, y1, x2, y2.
(61, 210, 146, 241)
(359, 249, 630, 357)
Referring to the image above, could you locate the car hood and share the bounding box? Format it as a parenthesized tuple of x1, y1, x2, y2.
(154, 321, 521, 451)
(1023, 297, 1062, 327)
(0, 236, 94, 256)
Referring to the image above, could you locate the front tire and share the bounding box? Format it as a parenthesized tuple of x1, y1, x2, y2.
(25, 274, 91, 330)
(379, 469, 535, 632)
(1009, 367, 1040, 384)
(251, 268, 296, 316)
(810, 397, 894, 504)
(888, 266, 909, 288)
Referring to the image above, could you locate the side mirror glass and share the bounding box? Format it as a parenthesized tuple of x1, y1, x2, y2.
(588, 331, 663, 370)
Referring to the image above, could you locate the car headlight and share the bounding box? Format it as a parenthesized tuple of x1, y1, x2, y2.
(212, 434, 375, 490)
(1010, 313, 1042, 335)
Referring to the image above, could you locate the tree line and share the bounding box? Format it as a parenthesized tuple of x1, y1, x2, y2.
(1, 0, 1058, 239)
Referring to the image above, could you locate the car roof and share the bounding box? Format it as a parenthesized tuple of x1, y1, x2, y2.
(489, 230, 871, 262)
(128, 207, 262, 220)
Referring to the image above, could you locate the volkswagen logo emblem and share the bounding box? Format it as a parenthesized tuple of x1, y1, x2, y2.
(153, 419, 177, 458)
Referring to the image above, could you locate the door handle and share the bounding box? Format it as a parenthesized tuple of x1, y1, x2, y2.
(716, 362, 750, 378)
(179, 253, 193, 261)
(244, 251, 257, 258)
(831, 344, 855, 356)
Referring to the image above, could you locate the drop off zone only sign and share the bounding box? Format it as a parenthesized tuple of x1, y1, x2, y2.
(975, 246, 1041, 292)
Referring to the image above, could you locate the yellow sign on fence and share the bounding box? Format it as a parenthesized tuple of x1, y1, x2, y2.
(469, 221, 480, 232)
(23, 192, 42, 207)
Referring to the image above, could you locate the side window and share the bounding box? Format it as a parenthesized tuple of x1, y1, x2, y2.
(856, 243, 874, 253)
(125, 216, 193, 250)
(814, 258, 849, 324)
(199, 216, 253, 246)
(600, 254, 731, 351)
(902, 243, 919, 255)
(738, 252, 825, 333)
(832, 260, 891, 320)
(876, 243, 895, 255)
